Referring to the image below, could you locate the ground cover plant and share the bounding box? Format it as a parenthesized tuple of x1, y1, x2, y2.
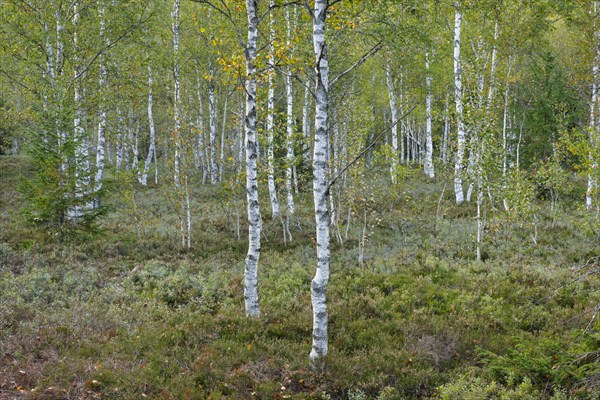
(0, 156, 598, 399)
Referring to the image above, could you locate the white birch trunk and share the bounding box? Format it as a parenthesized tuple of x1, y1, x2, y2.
(588, 1, 599, 209)
(516, 117, 523, 170)
(266, 0, 281, 219)
(172, 0, 181, 188)
(70, 3, 92, 219)
(196, 71, 209, 184)
(310, 0, 330, 369)
(172, 0, 188, 248)
(453, 2, 466, 204)
(124, 119, 131, 171)
(140, 63, 156, 186)
(386, 60, 398, 183)
(132, 120, 140, 170)
(466, 66, 486, 204)
(285, 7, 296, 217)
(487, 19, 499, 106)
(95, 0, 107, 198)
(399, 72, 405, 165)
(185, 176, 191, 249)
(502, 62, 513, 211)
(220, 95, 228, 181)
(424, 48, 435, 178)
(209, 64, 218, 184)
(442, 94, 449, 164)
(116, 108, 123, 170)
(244, 0, 262, 318)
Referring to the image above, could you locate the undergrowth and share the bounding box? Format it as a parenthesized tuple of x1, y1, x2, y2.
(0, 156, 598, 399)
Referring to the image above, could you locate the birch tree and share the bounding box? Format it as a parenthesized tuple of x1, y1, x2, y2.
(453, 1, 466, 204)
(266, 0, 281, 219)
(424, 47, 434, 178)
(95, 0, 107, 200)
(309, 0, 331, 369)
(140, 61, 157, 186)
(285, 6, 296, 221)
(386, 58, 399, 183)
(588, 1, 600, 210)
(209, 63, 219, 184)
(244, 0, 262, 318)
(69, 1, 93, 220)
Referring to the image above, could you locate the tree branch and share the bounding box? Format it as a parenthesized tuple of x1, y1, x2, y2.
(329, 41, 382, 89)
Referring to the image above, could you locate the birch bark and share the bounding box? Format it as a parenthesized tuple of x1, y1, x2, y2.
(95, 0, 107, 198)
(220, 95, 228, 181)
(453, 1, 466, 204)
(424, 48, 435, 178)
(385, 60, 398, 183)
(209, 63, 219, 184)
(244, 0, 262, 318)
(172, 0, 182, 188)
(70, 2, 92, 219)
(285, 6, 296, 217)
(196, 70, 209, 184)
(588, 1, 600, 209)
(266, 0, 281, 219)
(140, 63, 156, 186)
(310, 0, 331, 369)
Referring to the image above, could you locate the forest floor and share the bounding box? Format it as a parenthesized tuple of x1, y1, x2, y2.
(0, 155, 599, 399)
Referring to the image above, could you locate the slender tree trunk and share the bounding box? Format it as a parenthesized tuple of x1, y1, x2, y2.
(386, 60, 398, 183)
(124, 118, 132, 171)
(185, 175, 191, 249)
(588, 1, 600, 209)
(209, 64, 219, 184)
(424, 48, 435, 178)
(172, 0, 189, 248)
(116, 108, 123, 170)
(466, 65, 486, 204)
(54, 9, 66, 178)
(476, 160, 483, 260)
(95, 0, 107, 199)
(502, 62, 513, 211)
(172, 0, 182, 188)
(406, 123, 411, 164)
(196, 70, 209, 184)
(487, 18, 499, 106)
(453, 1, 466, 204)
(358, 210, 367, 265)
(132, 120, 140, 170)
(285, 6, 296, 218)
(310, 0, 330, 370)
(367, 72, 376, 167)
(141, 63, 156, 186)
(220, 95, 228, 181)
(516, 117, 523, 170)
(399, 72, 405, 165)
(442, 94, 449, 164)
(266, 0, 281, 219)
(70, 2, 91, 219)
(244, 0, 262, 318)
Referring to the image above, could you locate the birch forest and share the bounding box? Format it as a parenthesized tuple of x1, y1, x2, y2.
(1, 0, 599, 398)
